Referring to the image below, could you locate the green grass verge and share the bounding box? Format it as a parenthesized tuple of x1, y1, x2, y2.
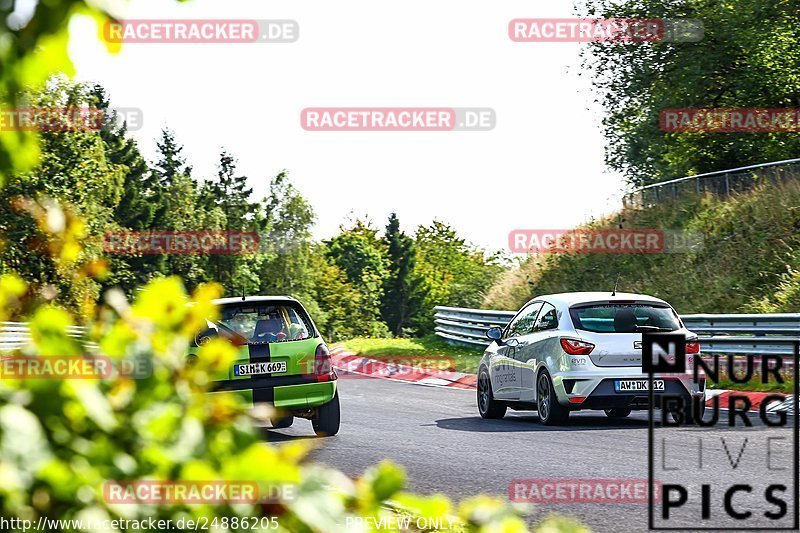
(338, 335, 484, 373)
(709, 376, 795, 394)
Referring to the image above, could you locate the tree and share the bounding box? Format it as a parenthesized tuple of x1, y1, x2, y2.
(412, 221, 503, 333)
(326, 219, 390, 336)
(380, 213, 423, 336)
(578, 0, 800, 185)
(204, 150, 255, 290)
(0, 80, 125, 314)
(91, 85, 164, 293)
(257, 171, 315, 296)
(151, 129, 212, 290)
(0, 0, 117, 184)
(154, 128, 193, 188)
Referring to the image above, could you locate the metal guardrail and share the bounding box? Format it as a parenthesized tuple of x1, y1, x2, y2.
(623, 158, 800, 208)
(0, 321, 91, 352)
(434, 306, 800, 357)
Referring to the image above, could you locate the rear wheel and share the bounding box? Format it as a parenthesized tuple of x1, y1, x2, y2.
(270, 415, 293, 429)
(604, 408, 631, 418)
(477, 369, 506, 419)
(312, 391, 340, 437)
(537, 371, 570, 425)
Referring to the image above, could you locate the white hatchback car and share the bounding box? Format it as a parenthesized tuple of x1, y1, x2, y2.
(477, 292, 705, 425)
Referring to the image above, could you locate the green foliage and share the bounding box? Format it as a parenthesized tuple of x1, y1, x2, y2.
(0, 274, 536, 531)
(752, 270, 800, 313)
(381, 213, 425, 336)
(257, 171, 316, 297)
(326, 219, 391, 337)
(413, 221, 504, 333)
(484, 181, 800, 315)
(0, 80, 123, 315)
(1, 84, 505, 340)
(579, 0, 800, 185)
(0, 3, 584, 532)
(0, 0, 118, 183)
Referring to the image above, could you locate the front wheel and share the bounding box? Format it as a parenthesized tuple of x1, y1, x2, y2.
(312, 391, 341, 437)
(537, 371, 570, 425)
(477, 369, 506, 419)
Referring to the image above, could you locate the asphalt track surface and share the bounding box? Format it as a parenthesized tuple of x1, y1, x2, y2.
(262, 376, 798, 533)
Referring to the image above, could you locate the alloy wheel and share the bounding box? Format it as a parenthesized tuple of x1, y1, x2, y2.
(478, 373, 490, 414)
(537, 373, 550, 421)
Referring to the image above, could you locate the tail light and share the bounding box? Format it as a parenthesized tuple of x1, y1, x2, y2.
(560, 338, 595, 355)
(686, 337, 700, 354)
(313, 343, 336, 382)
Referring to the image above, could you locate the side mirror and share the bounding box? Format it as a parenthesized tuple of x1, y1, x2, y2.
(486, 327, 503, 341)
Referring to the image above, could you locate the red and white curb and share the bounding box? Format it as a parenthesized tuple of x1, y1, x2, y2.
(705, 389, 795, 413)
(330, 348, 476, 390)
(331, 349, 796, 411)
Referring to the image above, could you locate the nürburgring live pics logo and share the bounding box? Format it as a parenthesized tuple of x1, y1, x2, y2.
(644, 333, 799, 530)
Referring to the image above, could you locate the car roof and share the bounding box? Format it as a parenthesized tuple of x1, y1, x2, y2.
(212, 296, 299, 306)
(527, 291, 670, 308)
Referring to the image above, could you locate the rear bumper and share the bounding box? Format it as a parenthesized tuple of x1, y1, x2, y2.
(211, 373, 337, 409)
(553, 374, 704, 410)
(575, 378, 700, 410)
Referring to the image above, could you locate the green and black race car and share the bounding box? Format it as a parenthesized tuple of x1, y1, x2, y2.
(190, 296, 340, 436)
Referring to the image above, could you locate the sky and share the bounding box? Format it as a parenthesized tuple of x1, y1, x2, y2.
(64, 0, 626, 254)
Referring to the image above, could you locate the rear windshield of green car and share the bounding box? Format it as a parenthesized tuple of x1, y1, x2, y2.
(216, 304, 313, 343)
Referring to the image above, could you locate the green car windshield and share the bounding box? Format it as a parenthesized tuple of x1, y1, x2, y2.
(215, 304, 313, 343)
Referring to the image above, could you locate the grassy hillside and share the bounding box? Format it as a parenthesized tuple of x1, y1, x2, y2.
(484, 182, 800, 314)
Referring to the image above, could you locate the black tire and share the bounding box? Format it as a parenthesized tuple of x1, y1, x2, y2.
(477, 369, 507, 419)
(270, 415, 293, 429)
(605, 408, 632, 418)
(536, 371, 570, 425)
(312, 391, 341, 436)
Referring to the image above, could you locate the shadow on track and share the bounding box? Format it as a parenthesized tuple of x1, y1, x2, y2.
(258, 426, 320, 442)
(434, 412, 650, 432)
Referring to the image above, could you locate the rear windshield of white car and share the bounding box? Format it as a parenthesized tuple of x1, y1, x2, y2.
(569, 303, 681, 333)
